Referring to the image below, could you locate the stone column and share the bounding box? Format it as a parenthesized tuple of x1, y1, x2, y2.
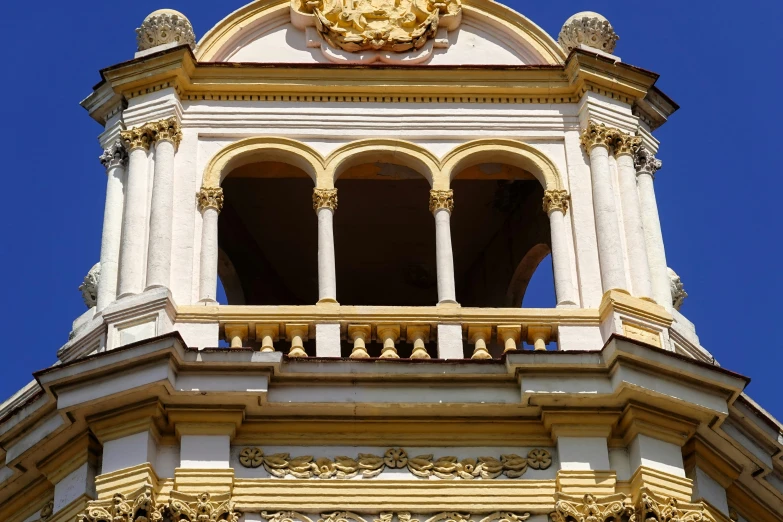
(197, 187, 224, 303)
(430, 189, 457, 305)
(145, 118, 182, 290)
(613, 132, 653, 299)
(580, 122, 627, 294)
(635, 147, 670, 310)
(96, 140, 128, 311)
(313, 188, 338, 303)
(543, 189, 578, 306)
(118, 126, 152, 297)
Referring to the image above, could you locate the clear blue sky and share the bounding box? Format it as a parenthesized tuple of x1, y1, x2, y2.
(0, 1, 780, 420)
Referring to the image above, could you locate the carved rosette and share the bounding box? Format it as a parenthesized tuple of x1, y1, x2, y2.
(120, 126, 153, 152)
(558, 12, 619, 54)
(579, 122, 615, 152)
(136, 10, 196, 52)
(634, 146, 663, 177)
(99, 140, 128, 169)
(313, 188, 339, 212)
(197, 187, 225, 213)
(147, 117, 183, 148)
(39, 500, 54, 521)
(429, 190, 454, 214)
(612, 132, 642, 157)
(543, 190, 570, 215)
(237, 447, 551, 479)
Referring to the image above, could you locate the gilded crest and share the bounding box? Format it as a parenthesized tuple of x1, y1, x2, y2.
(292, 0, 461, 54)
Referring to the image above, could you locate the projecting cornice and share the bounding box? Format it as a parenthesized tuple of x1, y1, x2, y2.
(81, 45, 677, 126)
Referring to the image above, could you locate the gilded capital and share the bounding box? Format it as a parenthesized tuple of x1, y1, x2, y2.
(99, 140, 128, 169)
(313, 188, 338, 212)
(543, 190, 570, 214)
(197, 187, 224, 213)
(429, 189, 454, 214)
(551, 493, 634, 522)
(611, 131, 642, 157)
(634, 146, 663, 176)
(579, 122, 615, 152)
(119, 126, 153, 151)
(638, 490, 711, 522)
(147, 117, 182, 148)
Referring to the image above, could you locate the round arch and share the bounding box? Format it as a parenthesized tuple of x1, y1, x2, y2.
(201, 136, 326, 189)
(440, 139, 564, 191)
(325, 139, 441, 186)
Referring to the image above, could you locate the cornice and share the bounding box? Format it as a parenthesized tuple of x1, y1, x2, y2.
(615, 403, 699, 447)
(82, 46, 675, 124)
(683, 436, 743, 489)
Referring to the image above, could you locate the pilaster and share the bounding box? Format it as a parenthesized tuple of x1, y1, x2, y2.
(37, 433, 100, 522)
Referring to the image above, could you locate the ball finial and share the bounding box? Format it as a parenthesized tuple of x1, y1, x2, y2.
(558, 11, 619, 55)
(136, 9, 196, 52)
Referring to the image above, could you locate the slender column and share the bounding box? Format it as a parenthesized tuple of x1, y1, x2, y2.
(96, 140, 128, 311)
(197, 187, 224, 302)
(543, 189, 578, 306)
(613, 132, 653, 299)
(146, 118, 182, 290)
(635, 147, 670, 310)
(430, 189, 457, 304)
(580, 122, 627, 293)
(313, 188, 338, 303)
(118, 126, 152, 297)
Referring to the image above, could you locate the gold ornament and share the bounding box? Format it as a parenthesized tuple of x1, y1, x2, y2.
(197, 187, 224, 213)
(542, 190, 570, 214)
(429, 189, 454, 213)
(313, 188, 338, 211)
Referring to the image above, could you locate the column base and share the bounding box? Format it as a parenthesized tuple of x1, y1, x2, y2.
(436, 300, 460, 308)
(316, 298, 340, 305)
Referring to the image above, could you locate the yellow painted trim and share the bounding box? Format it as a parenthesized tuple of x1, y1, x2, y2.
(95, 462, 160, 499)
(616, 404, 699, 447)
(47, 494, 91, 522)
(37, 433, 100, 485)
(682, 437, 742, 489)
(727, 483, 783, 522)
(174, 468, 235, 494)
(555, 470, 617, 496)
(629, 466, 692, 503)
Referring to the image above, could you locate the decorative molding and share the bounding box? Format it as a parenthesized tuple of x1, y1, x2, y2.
(668, 268, 688, 311)
(611, 131, 642, 157)
(551, 490, 714, 522)
(99, 140, 128, 169)
(147, 117, 183, 147)
(579, 122, 615, 153)
(634, 147, 662, 177)
(79, 263, 101, 309)
(261, 512, 530, 522)
(542, 190, 570, 214)
(429, 190, 454, 214)
(558, 12, 619, 54)
(197, 187, 225, 213)
(237, 447, 551, 479)
(639, 490, 711, 522)
(76, 487, 157, 522)
(313, 188, 339, 212)
(136, 10, 196, 52)
(119, 126, 152, 151)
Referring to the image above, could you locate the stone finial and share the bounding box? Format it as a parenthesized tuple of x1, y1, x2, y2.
(79, 263, 101, 309)
(136, 9, 196, 52)
(558, 12, 619, 55)
(668, 268, 688, 311)
(634, 146, 663, 176)
(429, 189, 454, 214)
(99, 140, 128, 169)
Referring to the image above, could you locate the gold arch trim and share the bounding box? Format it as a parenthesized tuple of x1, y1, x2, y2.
(196, 0, 565, 64)
(201, 137, 565, 192)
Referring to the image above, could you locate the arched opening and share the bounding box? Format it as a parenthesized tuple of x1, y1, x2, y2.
(450, 162, 553, 308)
(217, 160, 318, 305)
(332, 159, 436, 306)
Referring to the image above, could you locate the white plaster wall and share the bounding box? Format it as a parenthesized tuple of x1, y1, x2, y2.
(171, 129, 199, 305)
(5, 414, 64, 463)
(608, 447, 631, 481)
(268, 384, 518, 404)
(688, 465, 728, 514)
(181, 435, 230, 468)
(101, 431, 157, 475)
(230, 445, 557, 480)
(156, 445, 180, 478)
(556, 436, 610, 470)
(53, 462, 96, 512)
(628, 434, 684, 478)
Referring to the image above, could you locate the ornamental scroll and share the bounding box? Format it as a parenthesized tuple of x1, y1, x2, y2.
(291, 0, 462, 63)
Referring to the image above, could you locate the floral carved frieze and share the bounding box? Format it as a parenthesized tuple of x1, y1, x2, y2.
(263, 512, 530, 522)
(238, 447, 551, 479)
(77, 487, 240, 522)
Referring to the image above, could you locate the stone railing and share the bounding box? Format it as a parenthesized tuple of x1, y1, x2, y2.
(176, 304, 601, 359)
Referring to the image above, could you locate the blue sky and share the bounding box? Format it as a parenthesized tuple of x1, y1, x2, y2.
(0, 1, 781, 420)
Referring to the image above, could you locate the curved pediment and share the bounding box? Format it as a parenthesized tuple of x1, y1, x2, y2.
(196, 0, 565, 65)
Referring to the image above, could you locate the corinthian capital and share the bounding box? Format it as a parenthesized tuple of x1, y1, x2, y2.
(634, 146, 663, 176)
(99, 140, 128, 169)
(543, 190, 570, 214)
(119, 126, 153, 151)
(611, 131, 642, 157)
(197, 187, 224, 213)
(579, 122, 615, 152)
(313, 188, 338, 212)
(638, 489, 710, 522)
(551, 493, 634, 522)
(147, 117, 182, 147)
(429, 189, 454, 214)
